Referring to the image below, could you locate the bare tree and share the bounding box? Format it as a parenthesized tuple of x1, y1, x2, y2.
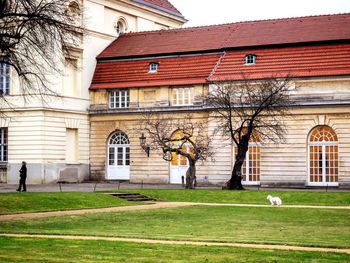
(205, 77, 294, 190)
(140, 113, 213, 189)
(0, 0, 84, 99)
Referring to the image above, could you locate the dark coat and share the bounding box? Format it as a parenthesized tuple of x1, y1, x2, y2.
(19, 165, 27, 179)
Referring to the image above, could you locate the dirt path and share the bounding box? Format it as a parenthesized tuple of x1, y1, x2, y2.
(1, 233, 349, 254)
(1, 202, 349, 221)
(0, 202, 196, 221)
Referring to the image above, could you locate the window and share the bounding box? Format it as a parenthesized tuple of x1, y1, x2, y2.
(109, 90, 129, 108)
(0, 128, 8, 162)
(0, 62, 10, 95)
(172, 88, 192, 106)
(114, 18, 128, 35)
(170, 130, 194, 167)
(66, 128, 78, 162)
(234, 132, 260, 184)
(64, 58, 78, 97)
(245, 54, 256, 65)
(149, 62, 159, 73)
(108, 131, 130, 166)
(308, 126, 338, 185)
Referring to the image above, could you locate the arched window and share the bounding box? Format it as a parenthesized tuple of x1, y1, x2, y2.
(67, 1, 81, 24)
(234, 132, 261, 184)
(109, 131, 129, 145)
(114, 18, 128, 35)
(308, 126, 338, 185)
(108, 131, 130, 166)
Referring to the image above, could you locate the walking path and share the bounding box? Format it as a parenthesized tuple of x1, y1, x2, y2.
(1, 233, 349, 254)
(1, 201, 349, 222)
(0, 202, 196, 221)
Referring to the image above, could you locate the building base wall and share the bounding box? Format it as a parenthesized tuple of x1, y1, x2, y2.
(6, 163, 89, 184)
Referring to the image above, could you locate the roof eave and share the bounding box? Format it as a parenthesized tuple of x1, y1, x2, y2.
(132, 0, 187, 21)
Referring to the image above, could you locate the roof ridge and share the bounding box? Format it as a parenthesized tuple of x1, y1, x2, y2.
(207, 52, 226, 81)
(120, 12, 350, 37)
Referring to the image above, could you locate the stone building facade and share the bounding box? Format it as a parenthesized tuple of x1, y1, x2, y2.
(90, 14, 350, 188)
(0, 0, 185, 184)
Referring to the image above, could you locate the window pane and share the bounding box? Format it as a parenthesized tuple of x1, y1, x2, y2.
(172, 90, 177, 105)
(117, 147, 123, 165)
(109, 147, 115, 165)
(125, 147, 130, 166)
(109, 92, 115, 108)
(116, 91, 120, 108)
(171, 152, 178, 166)
(0, 128, 8, 162)
(0, 63, 10, 95)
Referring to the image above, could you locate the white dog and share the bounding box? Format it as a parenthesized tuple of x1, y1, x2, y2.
(267, 195, 282, 206)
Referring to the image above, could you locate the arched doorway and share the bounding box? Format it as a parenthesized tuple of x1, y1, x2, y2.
(169, 130, 193, 184)
(107, 131, 130, 180)
(308, 126, 338, 186)
(234, 133, 261, 185)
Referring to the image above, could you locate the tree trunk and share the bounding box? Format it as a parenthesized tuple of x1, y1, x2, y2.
(185, 159, 196, 189)
(227, 139, 249, 190)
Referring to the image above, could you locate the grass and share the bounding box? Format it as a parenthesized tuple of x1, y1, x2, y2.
(0, 236, 348, 263)
(1, 190, 349, 215)
(108, 189, 350, 206)
(1, 206, 349, 248)
(0, 192, 134, 215)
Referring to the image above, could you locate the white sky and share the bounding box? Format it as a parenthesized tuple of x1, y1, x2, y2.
(170, 0, 350, 27)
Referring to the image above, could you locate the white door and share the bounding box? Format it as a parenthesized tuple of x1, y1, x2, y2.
(170, 146, 190, 184)
(107, 132, 130, 180)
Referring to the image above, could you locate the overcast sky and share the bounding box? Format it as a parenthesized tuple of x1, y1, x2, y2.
(170, 0, 350, 27)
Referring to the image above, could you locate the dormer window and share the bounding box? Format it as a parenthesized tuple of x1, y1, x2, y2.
(149, 62, 159, 73)
(245, 54, 256, 65)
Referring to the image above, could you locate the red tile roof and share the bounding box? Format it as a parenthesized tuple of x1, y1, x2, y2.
(90, 43, 350, 89)
(133, 0, 183, 18)
(98, 13, 350, 59)
(91, 54, 221, 89)
(210, 43, 350, 81)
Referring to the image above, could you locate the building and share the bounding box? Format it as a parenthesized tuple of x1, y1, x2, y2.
(0, 0, 185, 184)
(90, 13, 350, 188)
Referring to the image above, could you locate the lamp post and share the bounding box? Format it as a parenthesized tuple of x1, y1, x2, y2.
(139, 133, 150, 157)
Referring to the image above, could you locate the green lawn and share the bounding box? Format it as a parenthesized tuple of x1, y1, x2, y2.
(0, 192, 134, 215)
(0, 236, 348, 263)
(1, 206, 349, 248)
(109, 189, 350, 206)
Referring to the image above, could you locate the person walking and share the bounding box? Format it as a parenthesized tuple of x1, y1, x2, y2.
(16, 161, 27, 192)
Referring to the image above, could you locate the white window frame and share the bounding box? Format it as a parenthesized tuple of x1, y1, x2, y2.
(0, 62, 10, 95)
(245, 54, 256, 65)
(109, 90, 130, 109)
(149, 62, 159, 73)
(0, 128, 8, 162)
(108, 132, 130, 167)
(114, 17, 128, 35)
(308, 140, 339, 187)
(172, 87, 192, 106)
(233, 142, 260, 185)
